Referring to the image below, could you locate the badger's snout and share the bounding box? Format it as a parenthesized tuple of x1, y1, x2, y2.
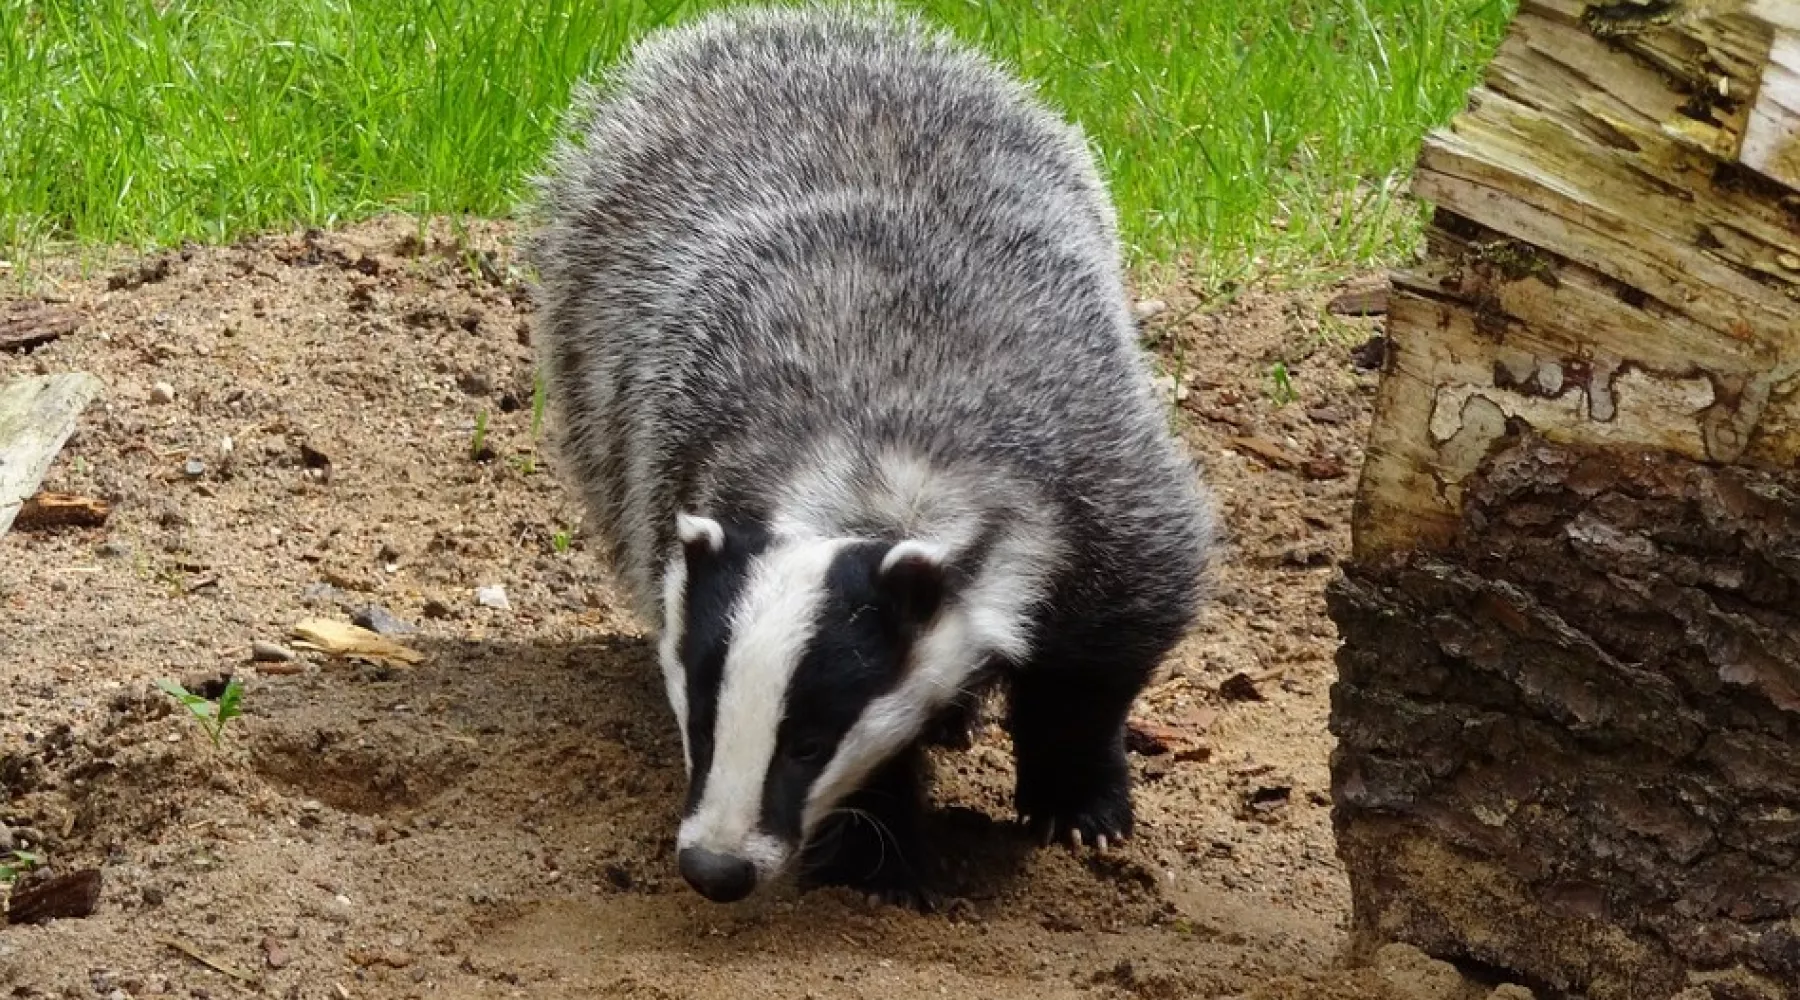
(677, 846, 758, 902)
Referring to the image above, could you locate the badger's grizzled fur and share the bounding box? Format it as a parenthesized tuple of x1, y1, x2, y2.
(527, 1, 1215, 907)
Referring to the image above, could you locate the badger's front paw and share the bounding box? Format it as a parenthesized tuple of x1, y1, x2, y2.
(800, 808, 933, 909)
(1015, 750, 1133, 851)
(803, 841, 935, 912)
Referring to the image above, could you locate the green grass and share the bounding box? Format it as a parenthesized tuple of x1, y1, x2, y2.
(0, 0, 1511, 278)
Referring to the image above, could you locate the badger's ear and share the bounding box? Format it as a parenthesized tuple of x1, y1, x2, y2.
(676, 512, 725, 562)
(875, 540, 948, 630)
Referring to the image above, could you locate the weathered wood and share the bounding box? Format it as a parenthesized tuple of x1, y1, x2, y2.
(1352, 0, 1800, 562)
(1332, 2, 1800, 997)
(0, 374, 104, 539)
(5, 868, 103, 925)
(14, 492, 111, 530)
(1744, 28, 1800, 189)
(0, 302, 82, 354)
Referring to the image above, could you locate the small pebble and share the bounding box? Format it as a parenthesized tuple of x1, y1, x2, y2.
(476, 584, 511, 611)
(251, 641, 297, 663)
(149, 382, 175, 404)
(183, 458, 206, 479)
(262, 937, 290, 970)
(1132, 298, 1168, 321)
(354, 604, 416, 636)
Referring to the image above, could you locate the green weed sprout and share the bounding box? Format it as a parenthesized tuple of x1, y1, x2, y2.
(0, 850, 42, 884)
(1268, 362, 1299, 406)
(470, 410, 491, 460)
(531, 370, 548, 439)
(157, 677, 245, 748)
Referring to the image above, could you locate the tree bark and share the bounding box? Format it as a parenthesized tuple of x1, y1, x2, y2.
(1329, 2, 1800, 998)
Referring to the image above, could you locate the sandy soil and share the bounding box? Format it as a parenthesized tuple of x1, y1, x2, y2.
(0, 218, 1524, 999)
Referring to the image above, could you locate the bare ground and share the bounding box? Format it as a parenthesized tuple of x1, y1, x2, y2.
(0, 218, 1519, 999)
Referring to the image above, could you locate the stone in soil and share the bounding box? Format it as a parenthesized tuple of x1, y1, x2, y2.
(353, 604, 416, 636)
(250, 641, 297, 663)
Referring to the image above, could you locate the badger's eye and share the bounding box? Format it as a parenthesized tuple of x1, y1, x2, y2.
(788, 736, 830, 765)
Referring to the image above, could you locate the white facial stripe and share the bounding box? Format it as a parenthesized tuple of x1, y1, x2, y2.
(679, 537, 850, 872)
(658, 552, 693, 774)
(804, 529, 1054, 834)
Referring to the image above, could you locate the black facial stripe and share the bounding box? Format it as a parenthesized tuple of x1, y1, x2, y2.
(759, 541, 917, 841)
(679, 518, 768, 813)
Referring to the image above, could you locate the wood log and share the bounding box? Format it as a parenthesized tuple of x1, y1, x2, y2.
(1329, 2, 1800, 998)
(0, 374, 104, 539)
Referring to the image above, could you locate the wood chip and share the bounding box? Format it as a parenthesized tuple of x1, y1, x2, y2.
(290, 618, 425, 668)
(1227, 435, 1304, 471)
(6, 868, 102, 924)
(1183, 401, 1250, 430)
(1125, 719, 1212, 763)
(0, 302, 82, 354)
(12, 492, 110, 530)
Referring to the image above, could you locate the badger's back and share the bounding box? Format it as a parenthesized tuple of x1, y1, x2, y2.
(530, 3, 1211, 651)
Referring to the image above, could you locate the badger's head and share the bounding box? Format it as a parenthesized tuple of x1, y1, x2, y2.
(656, 510, 981, 903)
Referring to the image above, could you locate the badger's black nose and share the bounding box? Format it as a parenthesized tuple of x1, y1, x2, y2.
(678, 847, 757, 902)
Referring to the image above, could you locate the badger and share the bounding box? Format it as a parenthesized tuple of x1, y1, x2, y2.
(527, 1, 1214, 907)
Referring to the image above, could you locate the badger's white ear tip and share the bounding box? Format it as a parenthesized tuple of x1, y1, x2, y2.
(676, 512, 725, 553)
(880, 539, 947, 576)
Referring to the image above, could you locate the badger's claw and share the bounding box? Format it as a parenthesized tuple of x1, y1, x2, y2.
(1019, 812, 1130, 854)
